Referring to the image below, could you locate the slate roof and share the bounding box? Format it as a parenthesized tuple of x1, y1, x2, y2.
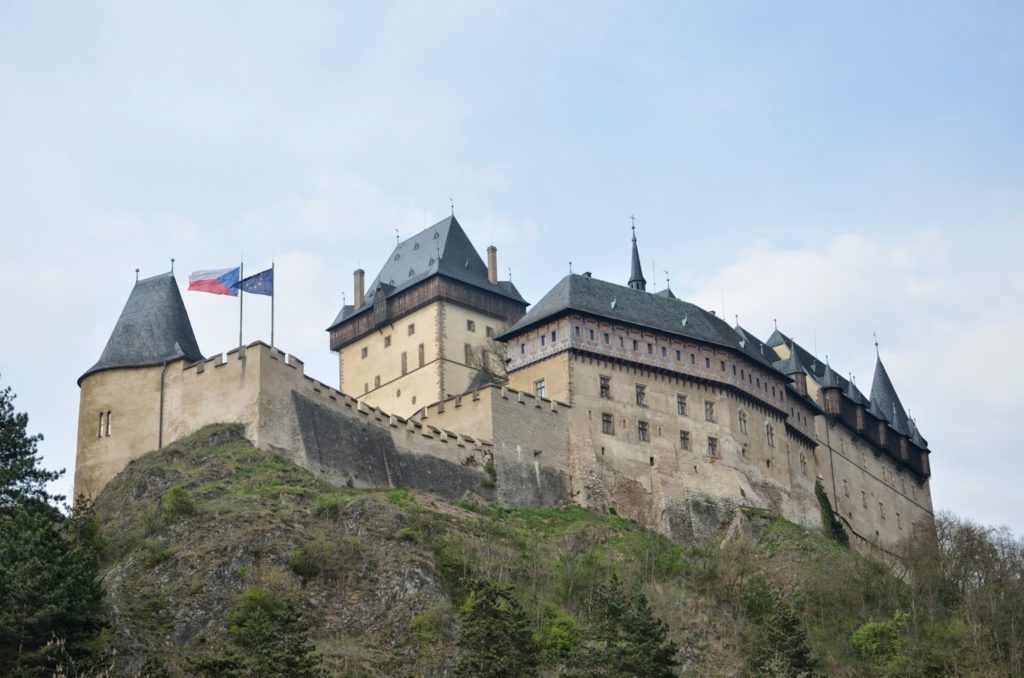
(79, 273, 204, 385)
(501, 274, 776, 368)
(628, 231, 646, 291)
(869, 357, 911, 436)
(328, 216, 526, 330)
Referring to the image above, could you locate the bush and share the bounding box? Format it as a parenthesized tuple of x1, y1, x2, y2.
(141, 540, 174, 567)
(289, 544, 321, 583)
(411, 605, 448, 646)
(311, 494, 345, 519)
(538, 605, 576, 662)
(161, 486, 195, 523)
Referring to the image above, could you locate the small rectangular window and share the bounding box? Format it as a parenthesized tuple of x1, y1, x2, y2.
(535, 379, 546, 399)
(720, 360, 726, 371)
(897, 512, 902, 529)
(486, 326, 495, 338)
(574, 325, 581, 337)
(677, 394, 687, 416)
(635, 384, 647, 407)
(600, 376, 611, 399)
(520, 343, 526, 355)
(589, 329, 595, 341)
(704, 400, 715, 422)
(705, 357, 711, 368)
(661, 346, 667, 357)
(401, 352, 408, 375)
(467, 319, 476, 332)
(105, 411, 111, 437)
(374, 375, 381, 388)
(707, 437, 718, 458)
(551, 331, 556, 342)
(602, 412, 614, 434)
(843, 479, 849, 497)
(98, 413, 103, 438)
(384, 335, 392, 347)
(690, 353, 696, 365)
(408, 323, 415, 335)
(647, 343, 653, 354)
(418, 343, 425, 367)
(637, 420, 650, 442)
(649, 456, 655, 467)
(732, 364, 737, 376)
(361, 346, 368, 359)
(679, 430, 690, 450)
(604, 332, 610, 344)
(633, 339, 639, 351)
(861, 490, 867, 509)
(465, 343, 473, 364)
(740, 444, 747, 458)
(676, 350, 681, 361)
(540, 335, 546, 347)
(879, 502, 886, 520)
(619, 337, 624, 348)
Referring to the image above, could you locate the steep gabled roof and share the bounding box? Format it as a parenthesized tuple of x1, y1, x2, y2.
(500, 274, 776, 368)
(870, 356, 911, 435)
(79, 273, 204, 385)
(773, 343, 807, 376)
(328, 216, 525, 329)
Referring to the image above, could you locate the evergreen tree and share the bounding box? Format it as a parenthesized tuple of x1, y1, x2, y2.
(571, 574, 679, 677)
(0, 378, 105, 676)
(741, 576, 816, 676)
(455, 578, 540, 678)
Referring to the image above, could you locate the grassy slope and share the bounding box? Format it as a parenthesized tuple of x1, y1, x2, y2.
(92, 424, 901, 676)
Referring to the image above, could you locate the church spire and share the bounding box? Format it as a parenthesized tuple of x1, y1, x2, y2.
(628, 216, 646, 291)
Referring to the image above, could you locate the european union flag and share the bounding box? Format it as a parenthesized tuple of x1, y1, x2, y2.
(233, 267, 273, 296)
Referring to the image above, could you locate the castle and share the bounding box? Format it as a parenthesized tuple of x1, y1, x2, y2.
(75, 216, 934, 553)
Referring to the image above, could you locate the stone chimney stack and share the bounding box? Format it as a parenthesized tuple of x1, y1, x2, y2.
(487, 246, 498, 284)
(353, 269, 365, 308)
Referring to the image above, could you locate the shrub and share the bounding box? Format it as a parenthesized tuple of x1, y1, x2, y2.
(141, 540, 174, 567)
(161, 486, 195, 523)
(538, 605, 576, 662)
(411, 605, 448, 646)
(851, 611, 908, 674)
(289, 544, 321, 583)
(815, 481, 849, 546)
(311, 494, 344, 519)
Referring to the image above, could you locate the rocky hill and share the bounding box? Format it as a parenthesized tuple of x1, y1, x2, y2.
(89, 425, 944, 676)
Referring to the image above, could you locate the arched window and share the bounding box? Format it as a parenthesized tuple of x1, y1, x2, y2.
(105, 411, 111, 437)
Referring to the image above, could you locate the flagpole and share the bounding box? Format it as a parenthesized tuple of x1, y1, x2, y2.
(270, 261, 275, 349)
(239, 260, 244, 350)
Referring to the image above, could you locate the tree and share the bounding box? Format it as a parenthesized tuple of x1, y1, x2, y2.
(571, 574, 679, 677)
(455, 578, 539, 678)
(741, 575, 816, 677)
(0, 377, 105, 676)
(0, 379, 59, 508)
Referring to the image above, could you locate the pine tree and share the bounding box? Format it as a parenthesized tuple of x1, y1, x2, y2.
(571, 574, 679, 677)
(0, 378, 105, 676)
(455, 578, 540, 677)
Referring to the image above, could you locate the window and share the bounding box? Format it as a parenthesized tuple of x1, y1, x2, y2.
(800, 452, 807, 476)
(740, 444, 747, 458)
(97, 413, 103, 438)
(411, 395, 417, 405)
(632, 339, 639, 351)
(690, 353, 696, 365)
(766, 458, 774, 469)
(738, 411, 748, 434)
(540, 335, 546, 347)
(520, 343, 526, 355)
(418, 343, 425, 367)
(705, 357, 711, 368)
(363, 382, 368, 393)
(574, 325, 581, 337)
(105, 411, 111, 437)
(602, 412, 614, 434)
(535, 379, 546, 399)
(707, 437, 719, 458)
(661, 346, 667, 357)
(720, 360, 726, 371)
(408, 323, 415, 335)
(467, 319, 476, 332)
(361, 346, 368, 359)
(677, 394, 687, 416)
(384, 335, 392, 347)
(486, 326, 495, 338)
(912, 486, 918, 500)
(879, 502, 886, 520)
(637, 420, 650, 442)
(732, 364, 737, 376)
(635, 384, 647, 407)
(680, 430, 690, 450)
(619, 336, 624, 348)
(465, 343, 473, 364)
(649, 456, 655, 467)
(900, 476, 906, 494)
(647, 343, 653, 354)
(676, 350, 681, 361)
(550, 331, 556, 342)
(589, 329, 596, 341)
(704, 400, 715, 422)
(401, 352, 408, 375)
(843, 479, 849, 497)
(861, 490, 867, 509)
(604, 332, 610, 344)
(600, 376, 611, 399)
(897, 512, 902, 529)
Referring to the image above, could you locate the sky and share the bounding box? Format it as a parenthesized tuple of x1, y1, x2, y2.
(1, 1, 1021, 534)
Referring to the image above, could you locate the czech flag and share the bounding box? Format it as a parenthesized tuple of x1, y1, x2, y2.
(188, 268, 240, 296)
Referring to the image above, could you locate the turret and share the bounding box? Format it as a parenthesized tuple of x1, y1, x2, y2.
(773, 342, 808, 396)
(628, 224, 646, 291)
(75, 272, 203, 499)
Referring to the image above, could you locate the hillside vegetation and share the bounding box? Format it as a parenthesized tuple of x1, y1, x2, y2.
(9, 421, 1020, 676)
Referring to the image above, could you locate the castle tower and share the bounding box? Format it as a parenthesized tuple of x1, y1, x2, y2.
(627, 225, 646, 291)
(327, 216, 527, 416)
(75, 272, 203, 499)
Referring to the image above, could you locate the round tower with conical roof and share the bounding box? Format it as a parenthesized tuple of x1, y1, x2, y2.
(75, 272, 204, 499)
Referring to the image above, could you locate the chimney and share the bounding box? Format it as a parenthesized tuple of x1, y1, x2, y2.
(487, 246, 498, 284)
(353, 269, 365, 308)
